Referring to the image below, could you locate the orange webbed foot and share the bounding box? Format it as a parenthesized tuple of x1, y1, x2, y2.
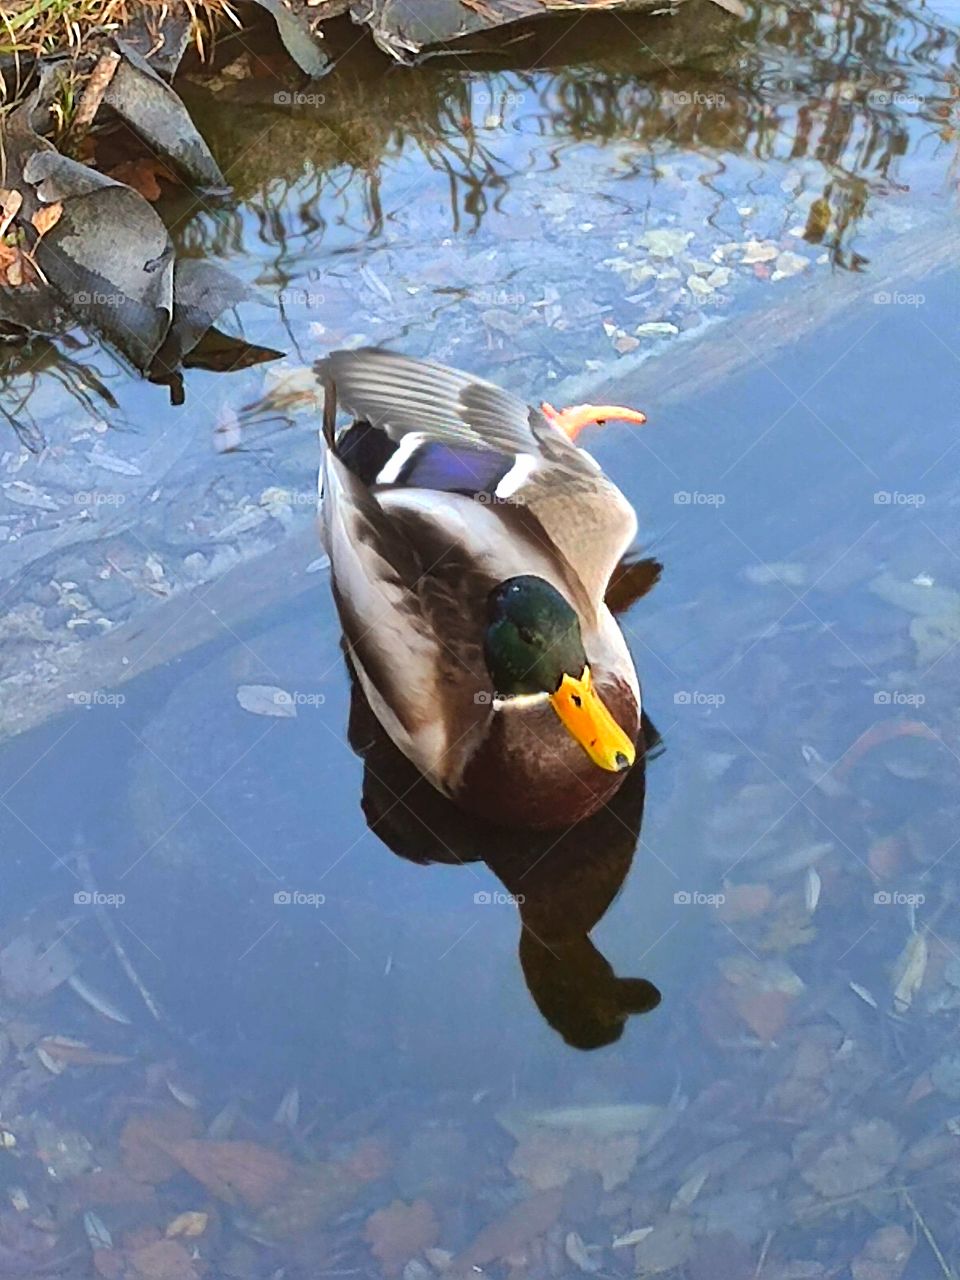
(541, 401, 647, 442)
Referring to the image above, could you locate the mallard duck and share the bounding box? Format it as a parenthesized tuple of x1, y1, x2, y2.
(317, 348, 648, 828)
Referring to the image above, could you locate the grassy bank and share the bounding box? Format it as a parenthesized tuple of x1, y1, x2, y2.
(0, 0, 225, 97)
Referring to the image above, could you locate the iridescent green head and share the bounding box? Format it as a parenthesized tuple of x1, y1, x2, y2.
(484, 576, 586, 696)
(483, 576, 635, 774)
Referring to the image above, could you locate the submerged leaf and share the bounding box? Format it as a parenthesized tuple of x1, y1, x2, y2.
(796, 1119, 901, 1197)
(127, 1238, 201, 1280)
(892, 932, 928, 1012)
(613, 1227, 654, 1249)
(930, 1052, 960, 1099)
(565, 1231, 602, 1273)
(273, 1084, 300, 1129)
(804, 868, 822, 914)
(851, 1225, 913, 1280)
(502, 1103, 665, 1137)
(68, 973, 133, 1024)
(0, 927, 77, 1000)
(159, 1138, 295, 1207)
(509, 1128, 640, 1191)
(120, 1109, 199, 1184)
(453, 1188, 563, 1271)
(717, 883, 773, 922)
(36, 1035, 130, 1067)
(84, 1210, 113, 1250)
(849, 982, 879, 1010)
(166, 1078, 201, 1110)
(165, 1211, 208, 1239)
(365, 1199, 439, 1276)
(634, 1214, 694, 1276)
(236, 684, 297, 718)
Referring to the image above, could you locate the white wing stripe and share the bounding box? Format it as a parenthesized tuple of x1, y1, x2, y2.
(495, 453, 538, 500)
(375, 432, 427, 485)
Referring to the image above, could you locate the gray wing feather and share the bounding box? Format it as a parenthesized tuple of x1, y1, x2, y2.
(318, 347, 586, 467)
(319, 347, 637, 616)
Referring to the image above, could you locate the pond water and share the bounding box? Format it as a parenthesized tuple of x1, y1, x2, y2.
(1, 0, 960, 1276)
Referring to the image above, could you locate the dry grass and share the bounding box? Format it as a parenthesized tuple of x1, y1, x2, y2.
(0, 0, 236, 99)
(0, 0, 239, 115)
(2, 0, 132, 59)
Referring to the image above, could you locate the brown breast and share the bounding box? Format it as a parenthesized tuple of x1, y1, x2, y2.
(455, 676, 641, 828)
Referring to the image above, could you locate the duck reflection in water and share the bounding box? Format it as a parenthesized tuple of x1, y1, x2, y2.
(345, 555, 664, 1051)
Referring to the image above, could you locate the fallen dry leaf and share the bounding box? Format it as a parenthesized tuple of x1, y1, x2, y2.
(0, 188, 23, 239)
(0, 243, 38, 290)
(31, 203, 62, 238)
(365, 1199, 439, 1275)
(5, 254, 23, 288)
(107, 158, 177, 203)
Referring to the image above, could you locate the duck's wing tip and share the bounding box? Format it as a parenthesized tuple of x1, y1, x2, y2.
(314, 347, 564, 458)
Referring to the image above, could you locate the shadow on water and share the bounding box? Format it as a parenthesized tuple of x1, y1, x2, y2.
(0, 547, 671, 1065)
(348, 674, 663, 1051)
(339, 552, 669, 1049)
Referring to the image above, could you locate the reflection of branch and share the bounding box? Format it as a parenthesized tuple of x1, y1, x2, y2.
(419, 84, 518, 232)
(0, 335, 120, 448)
(169, 0, 955, 261)
(0, 402, 42, 451)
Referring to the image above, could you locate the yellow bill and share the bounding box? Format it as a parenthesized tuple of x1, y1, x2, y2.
(550, 668, 636, 772)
